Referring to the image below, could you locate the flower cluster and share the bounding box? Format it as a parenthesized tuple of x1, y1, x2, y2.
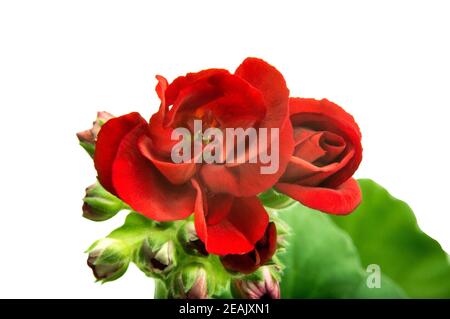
(79, 58, 362, 292)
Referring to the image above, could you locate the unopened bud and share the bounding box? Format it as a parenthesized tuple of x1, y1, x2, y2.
(171, 264, 208, 299)
(77, 111, 114, 157)
(177, 222, 208, 256)
(86, 238, 129, 283)
(231, 267, 280, 299)
(221, 222, 277, 274)
(82, 181, 126, 221)
(135, 239, 175, 277)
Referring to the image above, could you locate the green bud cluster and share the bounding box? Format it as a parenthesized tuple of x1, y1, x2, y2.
(84, 208, 288, 298)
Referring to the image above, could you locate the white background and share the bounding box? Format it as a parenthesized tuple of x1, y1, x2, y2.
(0, 0, 449, 298)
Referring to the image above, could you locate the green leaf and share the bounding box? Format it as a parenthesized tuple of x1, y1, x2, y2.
(330, 179, 450, 298)
(277, 204, 406, 298)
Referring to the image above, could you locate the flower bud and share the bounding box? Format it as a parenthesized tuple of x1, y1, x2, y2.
(86, 238, 129, 283)
(221, 222, 277, 274)
(231, 267, 280, 299)
(171, 264, 208, 299)
(135, 239, 175, 277)
(77, 111, 114, 157)
(177, 222, 208, 256)
(82, 181, 126, 221)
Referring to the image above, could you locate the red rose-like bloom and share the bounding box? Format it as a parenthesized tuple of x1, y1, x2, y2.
(94, 58, 294, 255)
(150, 58, 293, 197)
(220, 222, 277, 274)
(275, 98, 363, 215)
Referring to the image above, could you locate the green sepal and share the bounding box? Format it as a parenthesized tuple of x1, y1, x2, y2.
(154, 279, 169, 298)
(169, 263, 208, 298)
(79, 141, 95, 158)
(259, 188, 295, 209)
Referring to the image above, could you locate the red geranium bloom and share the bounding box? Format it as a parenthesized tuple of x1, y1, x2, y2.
(275, 98, 363, 214)
(94, 58, 294, 255)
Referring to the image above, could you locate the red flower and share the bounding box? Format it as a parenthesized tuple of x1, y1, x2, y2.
(94, 58, 293, 255)
(275, 98, 363, 214)
(147, 58, 293, 197)
(220, 222, 277, 274)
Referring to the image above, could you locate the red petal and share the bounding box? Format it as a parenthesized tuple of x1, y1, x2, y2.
(163, 69, 229, 127)
(112, 125, 196, 221)
(155, 75, 169, 113)
(256, 222, 277, 264)
(220, 222, 277, 274)
(235, 57, 289, 129)
(165, 69, 229, 107)
(289, 98, 362, 188)
(204, 73, 266, 128)
(138, 134, 198, 185)
(204, 193, 234, 225)
(148, 77, 179, 157)
(199, 118, 294, 196)
(94, 112, 147, 194)
(275, 178, 362, 215)
(220, 250, 261, 274)
(282, 148, 355, 186)
(192, 180, 269, 255)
